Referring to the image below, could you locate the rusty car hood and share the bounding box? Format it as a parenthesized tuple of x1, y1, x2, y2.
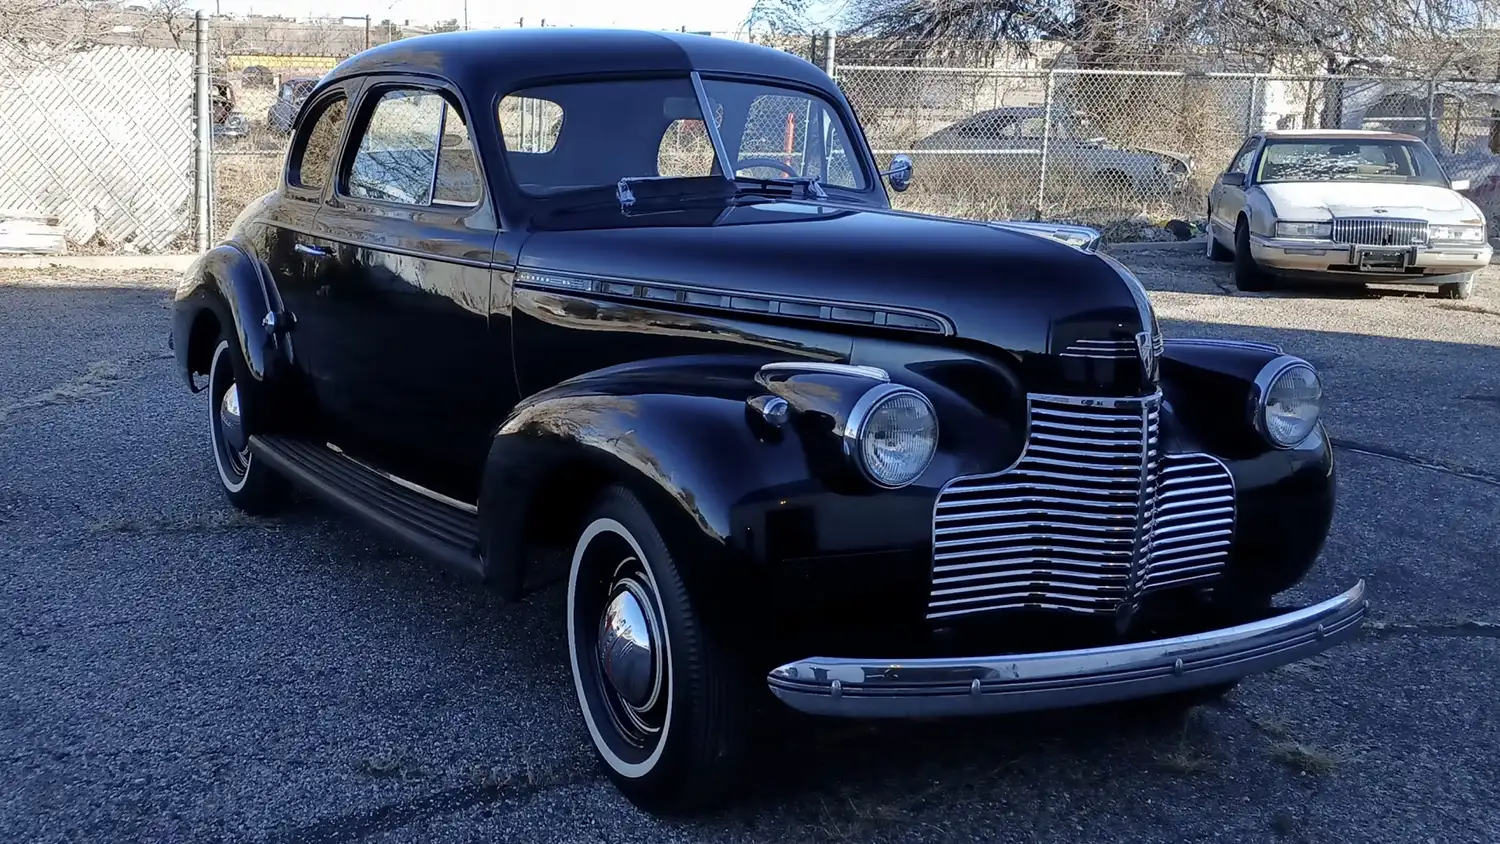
(516, 199, 1153, 367)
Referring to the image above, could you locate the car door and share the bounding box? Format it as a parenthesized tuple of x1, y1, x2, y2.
(255, 83, 359, 440)
(307, 78, 515, 501)
(1210, 137, 1261, 242)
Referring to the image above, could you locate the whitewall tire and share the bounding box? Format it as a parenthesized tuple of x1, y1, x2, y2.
(566, 485, 749, 813)
(206, 338, 289, 514)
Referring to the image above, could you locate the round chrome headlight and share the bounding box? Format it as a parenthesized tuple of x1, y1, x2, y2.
(844, 384, 939, 488)
(1251, 357, 1323, 448)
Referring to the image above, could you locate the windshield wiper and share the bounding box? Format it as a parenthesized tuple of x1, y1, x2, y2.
(732, 174, 828, 200)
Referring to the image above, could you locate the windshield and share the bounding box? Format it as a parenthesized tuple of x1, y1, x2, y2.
(1256, 139, 1449, 186)
(496, 74, 869, 202)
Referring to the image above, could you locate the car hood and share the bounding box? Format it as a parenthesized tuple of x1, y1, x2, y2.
(517, 200, 1156, 393)
(1260, 182, 1479, 221)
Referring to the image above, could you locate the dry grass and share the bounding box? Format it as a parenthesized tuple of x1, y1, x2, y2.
(1268, 741, 1344, 776)
(0, 360, 125, 425)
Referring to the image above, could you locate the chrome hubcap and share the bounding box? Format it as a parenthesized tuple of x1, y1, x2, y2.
(597, 577, 662, 716)
(219, 383, 245, 452)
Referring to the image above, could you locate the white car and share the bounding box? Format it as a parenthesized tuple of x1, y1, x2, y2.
(1205, 129, 1491, 299)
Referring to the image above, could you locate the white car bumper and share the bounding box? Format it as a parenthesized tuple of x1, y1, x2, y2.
(1249, 235, 1491, 282)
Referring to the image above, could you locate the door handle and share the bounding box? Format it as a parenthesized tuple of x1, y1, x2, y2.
(295, 243, 331, 258)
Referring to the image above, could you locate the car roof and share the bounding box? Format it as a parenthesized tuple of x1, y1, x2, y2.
(1261, 128, 1423, 142)
(325, 28, 832, 92)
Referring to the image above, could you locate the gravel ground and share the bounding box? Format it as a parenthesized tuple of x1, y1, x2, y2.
(2, 255, 1498, 844)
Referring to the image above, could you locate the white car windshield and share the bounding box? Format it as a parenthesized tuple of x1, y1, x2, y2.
(1256, 139, 1450, 187)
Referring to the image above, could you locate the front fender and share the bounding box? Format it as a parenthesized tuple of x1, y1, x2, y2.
(1161, 338, 1336, 600)
(170, 241, 291, 390)
(476, 355, 949, 601)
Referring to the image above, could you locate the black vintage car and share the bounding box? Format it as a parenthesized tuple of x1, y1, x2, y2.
(170, 29, 1367, 812)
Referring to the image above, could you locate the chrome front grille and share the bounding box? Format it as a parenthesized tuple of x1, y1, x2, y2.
(1060, 334, 1163, 362)
(928, 392, 1235, 621)
(1331, 217, 1428, 247)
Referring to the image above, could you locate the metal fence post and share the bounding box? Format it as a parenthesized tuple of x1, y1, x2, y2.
(1426, 79, 1436, 144)
(194, 9, 210, 252)
(1035, 70, 1055, 220)
(1246, 75, 1261, 135)
(824, 30, 837, 80)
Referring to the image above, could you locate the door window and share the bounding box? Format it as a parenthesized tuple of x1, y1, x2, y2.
(1228, 140, 1259, 176)
(345, 88, 483, 207)
(288, 96, 348, 190)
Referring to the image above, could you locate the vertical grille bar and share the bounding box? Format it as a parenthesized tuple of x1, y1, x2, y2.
(928, 392, 1236, 622)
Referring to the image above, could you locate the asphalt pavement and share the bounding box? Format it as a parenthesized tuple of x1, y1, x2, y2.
(1, 255, 1497, 843)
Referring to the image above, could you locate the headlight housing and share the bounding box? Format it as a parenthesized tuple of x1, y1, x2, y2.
(1249, 357, 1323, 448)
(1428, 224, 1486, 243)
(1274, 221, 1332, 240)
(843, 384, 938, 488)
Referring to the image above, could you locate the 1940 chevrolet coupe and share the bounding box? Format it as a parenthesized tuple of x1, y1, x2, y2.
(170, 28, 1367, 812)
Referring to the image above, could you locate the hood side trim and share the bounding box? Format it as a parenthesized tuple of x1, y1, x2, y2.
(515, 268, 956, 336)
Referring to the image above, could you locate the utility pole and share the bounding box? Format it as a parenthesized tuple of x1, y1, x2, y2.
(463, 0, 468, 30)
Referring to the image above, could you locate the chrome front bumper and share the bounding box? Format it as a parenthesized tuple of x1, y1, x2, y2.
(766, 580, 1367, 719)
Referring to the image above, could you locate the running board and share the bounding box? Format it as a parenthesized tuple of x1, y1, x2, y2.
(249, 435, 484, 579)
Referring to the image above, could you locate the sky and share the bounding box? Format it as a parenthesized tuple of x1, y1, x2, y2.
(190, 0, 766, 33)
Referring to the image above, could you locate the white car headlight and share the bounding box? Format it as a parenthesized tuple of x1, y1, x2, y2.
(1429, 224, 1486, 243)
(1274, 221, 1332, 240)
(844, 384, 938, 488)
(1250, 357, 1323, 448)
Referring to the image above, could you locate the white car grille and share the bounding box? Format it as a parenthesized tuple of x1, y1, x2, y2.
(1331, 217, 1428, 247)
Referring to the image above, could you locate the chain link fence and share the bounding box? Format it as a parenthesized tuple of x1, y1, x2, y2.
(840, 58, 1500, 233)
(0, 38, 197, 253)
(11, 18, 1500, 255)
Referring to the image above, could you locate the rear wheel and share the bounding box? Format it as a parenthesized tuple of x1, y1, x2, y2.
(567, 485, 750, 814)
(1233, 219, 1271, 292)
(207, 338, 290, 514)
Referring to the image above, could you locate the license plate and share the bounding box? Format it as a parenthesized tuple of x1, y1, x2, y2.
(1356, 248, 1409, 272)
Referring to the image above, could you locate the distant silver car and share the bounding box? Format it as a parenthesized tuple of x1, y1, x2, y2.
(1206, 129, 1490, 299)
(913, 106, 1192, 196)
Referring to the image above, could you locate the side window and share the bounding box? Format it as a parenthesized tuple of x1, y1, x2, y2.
(433, 106, 482, 205)
(288, 96, 348, 190)
(345, 88, 483, 207)
(498, 94, 563, 154)
(658, 118, 716, 177)
(1001, 116, 1047, 139)
(1228, 141, 1259, 175)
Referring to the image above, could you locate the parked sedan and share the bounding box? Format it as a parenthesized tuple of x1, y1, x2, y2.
(1206, 129, 1490, 298)
(170, 28, 1365, 813)
(913, 106, 1193, 197)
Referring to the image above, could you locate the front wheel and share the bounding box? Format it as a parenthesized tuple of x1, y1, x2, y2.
(207, 338, 290, 514)
(1233, 220, 1272, 292)
(567, 485, 750, 814)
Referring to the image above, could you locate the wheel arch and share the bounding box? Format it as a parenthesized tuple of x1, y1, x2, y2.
(170, 242, 290, 393)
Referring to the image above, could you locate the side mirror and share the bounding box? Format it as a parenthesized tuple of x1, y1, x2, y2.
(883, 153, 913, 192)
(1218, 172, 1246, 187)
(1451, 178, 1471, 191)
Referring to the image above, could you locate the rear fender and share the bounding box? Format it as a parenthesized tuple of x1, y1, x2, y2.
(171, 242, 292, 391)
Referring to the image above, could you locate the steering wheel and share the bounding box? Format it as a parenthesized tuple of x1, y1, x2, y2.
(735, 158, 800, 178)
